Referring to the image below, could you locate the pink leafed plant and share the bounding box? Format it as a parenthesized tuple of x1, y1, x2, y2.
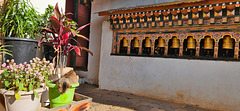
(38, 3, 93, 75)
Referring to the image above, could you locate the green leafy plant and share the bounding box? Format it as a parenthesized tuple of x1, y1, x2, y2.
(40, 5, 54, 28)
(0, 0, 42, 39)
(0, 58, 54, 100)
(39, 5, 55, 42)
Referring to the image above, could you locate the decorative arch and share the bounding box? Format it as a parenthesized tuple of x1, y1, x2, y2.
(142, 37, 152, 55)
(154, 36, 165, 55)
(183, 36, 197, 56)
(218, 34, 235, 58)
(119, 37, 128, 54)
(168, 36, 180, 56)
(130, 37, 140, 55)
(199, 35, 215, 58)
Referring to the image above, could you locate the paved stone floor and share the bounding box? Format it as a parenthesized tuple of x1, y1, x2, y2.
(75, 84, 215, 111)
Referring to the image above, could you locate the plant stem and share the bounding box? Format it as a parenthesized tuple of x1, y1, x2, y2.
(63, 55, 66, 68)
(60, 46, 63, 76)
(56, 48, 59, 75)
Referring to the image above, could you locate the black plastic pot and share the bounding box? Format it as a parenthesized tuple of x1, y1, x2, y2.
(3, 37, 38, 64)
(43, 43, 56, 62)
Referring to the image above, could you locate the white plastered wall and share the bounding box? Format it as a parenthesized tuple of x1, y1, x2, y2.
(87, 0, 177, 85)
(30, 0, 66, 14)
(99, 20, 240, 111)
(89, 1, 240, 110)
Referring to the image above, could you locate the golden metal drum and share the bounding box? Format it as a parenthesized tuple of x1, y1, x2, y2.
(187, 36, 196, 49)
(123, 38, 128, 47)
(133, 38, 139, 48)
(157, 37, 165, 47)
(145, 38, 151, 48)
(222, 36, 233, 49)
(204, 36, 213, 49)
(172, 37, 180, 48)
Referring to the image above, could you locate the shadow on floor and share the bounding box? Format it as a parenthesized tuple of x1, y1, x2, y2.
(75, 84, 215, 111)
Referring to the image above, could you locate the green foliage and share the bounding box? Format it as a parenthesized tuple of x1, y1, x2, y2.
(33, 90, 39, 98)
(0, 58, 54, 100)
(0, 45, 13, 57)
(0, 0, 42, 39)
(40, 5, 54, 28)
(15, 92, 21, 100)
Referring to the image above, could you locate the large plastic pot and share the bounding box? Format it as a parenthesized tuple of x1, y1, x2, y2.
(47, 82, 79, 108)
(0, 88, 45, 111)
(3, 37, 38, 64)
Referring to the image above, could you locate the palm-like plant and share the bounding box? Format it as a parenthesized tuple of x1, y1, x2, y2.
(0, 0, 41, 38)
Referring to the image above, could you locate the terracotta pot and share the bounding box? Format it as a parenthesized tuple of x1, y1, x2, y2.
(0, 88, 45, 111)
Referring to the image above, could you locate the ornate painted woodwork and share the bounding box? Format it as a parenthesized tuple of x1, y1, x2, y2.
(104, 1, 240, 60)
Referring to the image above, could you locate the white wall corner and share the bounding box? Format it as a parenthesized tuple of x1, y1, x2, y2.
(99, 20, 113, 88)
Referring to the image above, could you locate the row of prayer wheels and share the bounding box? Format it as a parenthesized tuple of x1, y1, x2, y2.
(122, 36, 233, 49)
(123, 37, 165, 48)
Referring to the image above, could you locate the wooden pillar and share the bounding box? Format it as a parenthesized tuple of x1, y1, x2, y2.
(214, 42, 218, 58)
(150, 39, 154, 55)
(164, 44, 168, 56)
(111, 33, 117, 54)
(127, 40, 131, 54)
(234, 41, 239, 59)
(117, 40, 120, 54)
(179, 41, 183, 56)
(195, 41, 200, 57)
(111, 43, 116, 54)
(138, 40, 142, 55)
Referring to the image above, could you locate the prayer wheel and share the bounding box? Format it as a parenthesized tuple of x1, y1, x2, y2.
(172, 37, 180, 48)
(157, 37, 165, 47)
(123, 38, 128, 47)
(133, 38, 139, 48)
(222, 36, 233, 49)
(187, 36, 196, 49)
(204, 36, 213, 49)
(145, 38, 151, 48)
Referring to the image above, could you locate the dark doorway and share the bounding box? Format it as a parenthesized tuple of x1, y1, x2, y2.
(66, 0, 91, 70)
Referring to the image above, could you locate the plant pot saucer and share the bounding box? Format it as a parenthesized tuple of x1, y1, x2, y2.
(40, 93, 92, 111)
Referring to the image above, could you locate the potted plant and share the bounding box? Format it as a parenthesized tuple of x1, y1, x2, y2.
(0, 0, 43, 64)
(39, 5, 56, 62)
(39, 3, 93, 108)
(0, 57, 54, 111)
